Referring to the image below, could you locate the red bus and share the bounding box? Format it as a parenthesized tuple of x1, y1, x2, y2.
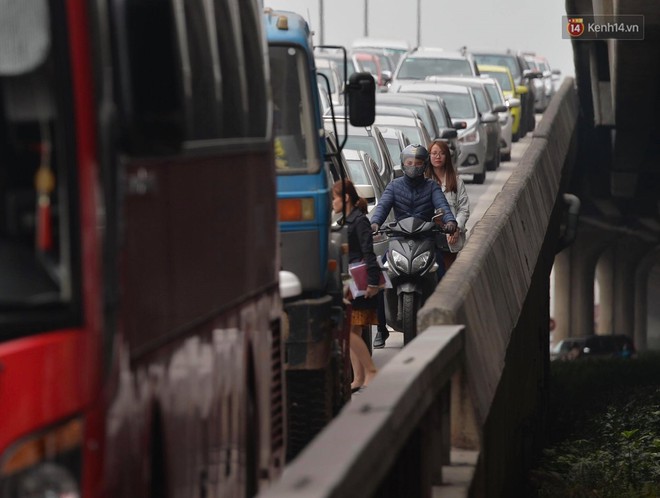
(0, 0, 284, 496)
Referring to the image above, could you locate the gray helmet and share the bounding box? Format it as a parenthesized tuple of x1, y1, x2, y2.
(400, 144, 429, 179)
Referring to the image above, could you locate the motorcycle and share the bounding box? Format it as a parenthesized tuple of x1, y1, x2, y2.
(376, 216, 448, 345)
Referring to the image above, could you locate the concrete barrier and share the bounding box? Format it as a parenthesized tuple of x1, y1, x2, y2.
(417, 77, 579, 495)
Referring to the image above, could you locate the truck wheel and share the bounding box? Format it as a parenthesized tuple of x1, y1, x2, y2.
(401, 293, 418, 345)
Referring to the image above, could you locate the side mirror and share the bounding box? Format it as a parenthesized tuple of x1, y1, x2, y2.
(523, 69, 543, 79)
(506, 97, 521, 108)
(381, 70, 392, 84)
(491, 104, 508, 113)
(437, 128, 457, 139)
(515, 85, 528, 95)
(348, 71, 376, 127)
(480, 112, 498, 124)
(452, 120, 467, 130)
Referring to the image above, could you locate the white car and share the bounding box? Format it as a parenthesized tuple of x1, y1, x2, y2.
(390, 47, 480, 93)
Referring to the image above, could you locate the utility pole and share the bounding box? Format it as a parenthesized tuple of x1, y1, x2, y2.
(319, 0, 324, 45)
(416, 0, 421, 47)
(364, 0, 368, 37)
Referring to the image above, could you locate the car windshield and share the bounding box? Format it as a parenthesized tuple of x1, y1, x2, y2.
(398, 57, 473, 79)
(316, 67, 337, 94)
(270, 45, 321, 175)
(473, 54, 520, 79)
(483, 71, 512, 92)
(484, 84, 504, 105)
(344, 136, 381, 170)
(471, 87, 490, 113)
(384, 138, 402, 165)
(346, 159, 371, 186)
(395, 126, 423, 145)
(435, 92, 476, 119)
(423, 100, 450, 127)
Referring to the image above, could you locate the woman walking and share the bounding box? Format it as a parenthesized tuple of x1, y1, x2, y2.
(332, 179, 380, 392)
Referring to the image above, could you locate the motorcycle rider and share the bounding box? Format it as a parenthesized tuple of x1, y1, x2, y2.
(370, 144, 457, 348)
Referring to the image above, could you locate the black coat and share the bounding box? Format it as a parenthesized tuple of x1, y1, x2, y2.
(344, 208, 380, 287)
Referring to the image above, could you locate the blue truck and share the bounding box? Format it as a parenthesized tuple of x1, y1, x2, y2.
(264, 8, 376, 460)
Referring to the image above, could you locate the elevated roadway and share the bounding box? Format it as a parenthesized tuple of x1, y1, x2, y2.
(259, 5, 660, 490)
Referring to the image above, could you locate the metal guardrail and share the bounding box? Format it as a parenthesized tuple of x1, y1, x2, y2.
(258, 325, 465, 498)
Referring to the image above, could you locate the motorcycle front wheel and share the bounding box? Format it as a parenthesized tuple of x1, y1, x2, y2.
(401, 293, 418, 345)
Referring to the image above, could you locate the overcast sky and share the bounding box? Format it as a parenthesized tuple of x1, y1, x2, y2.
(264, 0, 575, 79)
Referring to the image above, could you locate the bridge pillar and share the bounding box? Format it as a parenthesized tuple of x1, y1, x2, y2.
(595, 248, 614, 334)
(553, 219, 618, 343)
(634, 247, 660, 351)
(612, 240, 649, 337)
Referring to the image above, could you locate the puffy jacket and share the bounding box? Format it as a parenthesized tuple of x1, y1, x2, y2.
(370, 175, 456, 227)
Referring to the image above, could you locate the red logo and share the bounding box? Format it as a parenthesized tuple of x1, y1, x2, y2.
(567, 18, 585, 37)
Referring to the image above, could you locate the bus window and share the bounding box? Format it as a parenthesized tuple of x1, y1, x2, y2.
(0, 6, 80, 334)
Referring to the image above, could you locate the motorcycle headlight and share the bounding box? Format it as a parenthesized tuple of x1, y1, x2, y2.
(411, 251, 431, 273)
(1, 418, 83, 498)
(391, 250, 408, 273)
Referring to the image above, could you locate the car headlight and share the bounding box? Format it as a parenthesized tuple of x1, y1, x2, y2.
(459, 128, 479, 144)
(1, 418, 82, 498)
(411, 251, 431, 273)
(391, 250, 408, 273)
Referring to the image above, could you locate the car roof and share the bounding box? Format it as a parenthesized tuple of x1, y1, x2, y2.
(315, 57, 337, 69)
(377, 126, 406, 139)
(397, 82, 471, 94)
(375, 105, 422, 118)
(352, 38, 411, 51)
(477, 64, 512, 74)
(376, 94, 435, 105)
(323, 117, 373, 136)
(374, 114, 422, 126)
(406, 47, 470, 60)
(426, 75, 490, 88)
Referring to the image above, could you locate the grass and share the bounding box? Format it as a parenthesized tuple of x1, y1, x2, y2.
(527, 352, 660, 497)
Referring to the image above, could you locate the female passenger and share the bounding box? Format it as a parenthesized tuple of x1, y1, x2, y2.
(425, 140, 470, 271)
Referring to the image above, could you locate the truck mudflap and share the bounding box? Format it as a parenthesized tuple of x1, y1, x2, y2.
(283, 295, 334, 370)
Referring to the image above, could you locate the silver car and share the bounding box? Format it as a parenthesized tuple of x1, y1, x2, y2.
(397, 82, 492, 184)
(390, 47, 480, 92)
(377, 126, 410, 178)
(315, 57, 344, 107)
(393, 92, 461, 165)
(480, 77, 514, 161)
(376, 93, 440, 139)
(426, 76, 505, 171)
(323, 116, 395, 186)
(374, 105, 432, 148)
